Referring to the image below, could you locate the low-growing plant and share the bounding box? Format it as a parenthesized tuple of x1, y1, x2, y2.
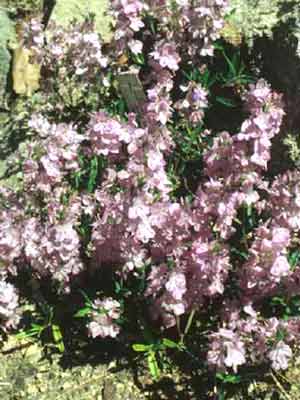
(1, 1, 300, 398)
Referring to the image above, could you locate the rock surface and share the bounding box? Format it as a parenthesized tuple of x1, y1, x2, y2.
(228, 0, 300, 50)
(0, 9, 15, 108)
(0, 335, 146, 400)
(51, 0, 112, 40)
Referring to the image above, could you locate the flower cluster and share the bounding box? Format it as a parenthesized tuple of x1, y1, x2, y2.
(239, 225, 291, 300)
(23, 218, 84, 290)
(44, 20, 108, 78)
(4, 3, 300, 377)
(21, 18, 44, 62)
(0, 115, 85, 293)
(21, 17, 108, 100)
(87, 298, 121, 338)
(108, 0, 228, 150)
(110, 0, 229, 58)
(26, 114, 84, 193)
(208, 304, 300, 372)
(175, 82, 209, 126)
(268, 170, 300, 232)
(87, 111, 136, 158)
(0, 279, 20, 331)
(194, 79, 284, 239)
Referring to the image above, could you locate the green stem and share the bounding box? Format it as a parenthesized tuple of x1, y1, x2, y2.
(180, 308, 196, 344)
(176, 315, 181, 338)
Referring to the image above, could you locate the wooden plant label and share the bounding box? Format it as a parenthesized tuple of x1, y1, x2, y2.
(116, 71, 146, 112)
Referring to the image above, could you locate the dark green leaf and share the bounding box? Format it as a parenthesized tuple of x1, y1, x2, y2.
(216, 96, 236, 108)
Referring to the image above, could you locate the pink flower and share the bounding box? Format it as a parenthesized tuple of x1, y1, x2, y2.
(224, 340, 246, 372)
(151, 41, 181, 71)
(87, 298, 121, 339)
(270, 256, 290, 278)
(208, 329, 246, 372)
(129, 39, 143, 54)
(165, 272, 186, 300)
(268, 341, 292, 370)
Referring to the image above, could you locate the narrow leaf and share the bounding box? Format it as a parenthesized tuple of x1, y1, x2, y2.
(147, 351, 160, 380)
(52, 324, 65, 353)
(162, 338, 178, 349)
(132, 343, 149, 352)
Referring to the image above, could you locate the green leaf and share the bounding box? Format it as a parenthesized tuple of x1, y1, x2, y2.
(215, 96, 236, 108)
(132, 343, 149, 352)
(79, 289, 93, 307)
(276, 328, 287, 341)
(87, 157, 98, 192)
(147, 351, 160, 380)
(16, 330, 39, 340)
(74, 307, 91, 318)
(162, 338, 178, 349)
(216, 372, 241, 384)
(288, 250, 300, 269)
(30, 323, 44, 331)
(271, 297, 286, 306)
(52, 324, 65, 353)
(223, 51, 237, 77)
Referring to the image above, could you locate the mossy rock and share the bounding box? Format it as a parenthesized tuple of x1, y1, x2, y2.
(51, 0, 112, 41)
(0, 45, 11, 108)
(0, 0, 43, 17)
(0, 9, 15, 108)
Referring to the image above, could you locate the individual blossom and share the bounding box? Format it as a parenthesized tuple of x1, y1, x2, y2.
(268, 341, 292, 370)
(129, 39, 143, 54)
(151, 41, 181, 71)
(165, 272, 186, 301)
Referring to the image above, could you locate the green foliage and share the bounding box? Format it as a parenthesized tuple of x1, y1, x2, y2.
(270, 296, 300, 321)
(217, 372, 242, 384)
(284, 133, 300, 167)
(214, 42, 254, 89)
(16, 304, 65, 353)
(167, 43, 254, 199)
(132, 337, 183, 380)
(71, 154, 107, 193)
(74, 290, 94, 319)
